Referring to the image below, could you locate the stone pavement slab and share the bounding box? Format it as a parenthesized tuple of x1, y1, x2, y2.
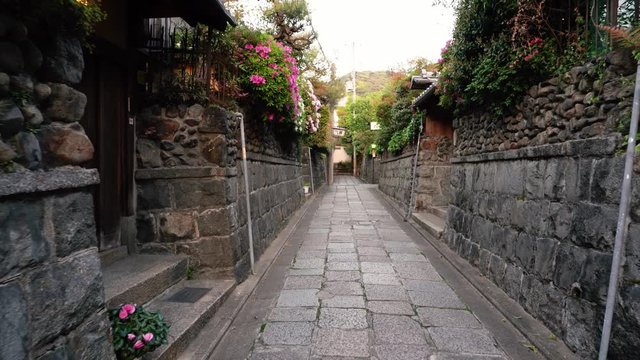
(248, 178, 507, 360)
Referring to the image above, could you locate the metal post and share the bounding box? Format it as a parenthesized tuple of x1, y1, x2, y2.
(239, 115, 255, 275)
(598, 60, 640, 360)
(308, 147, 315, 194)
(405, 121, 424, 221)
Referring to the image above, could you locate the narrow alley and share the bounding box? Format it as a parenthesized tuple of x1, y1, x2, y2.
(209, 176, 532, 360)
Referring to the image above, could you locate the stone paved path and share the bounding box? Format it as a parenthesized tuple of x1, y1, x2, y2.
(247, 177, 507, 360)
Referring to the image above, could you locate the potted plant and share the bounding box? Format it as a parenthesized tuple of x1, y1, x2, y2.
(109, 303, 170, 360)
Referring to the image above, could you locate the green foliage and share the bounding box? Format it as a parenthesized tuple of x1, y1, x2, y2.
(375, 76, 423, 154)
(342, 97, 378, 154)
(437, 0, 590, 117)
(109, 304, 169, 360)
(303, 106, 331, 150)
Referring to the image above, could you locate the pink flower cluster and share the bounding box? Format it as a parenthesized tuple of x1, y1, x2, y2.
(250, 75, 266, 85)
(127, 332, 154, 350)
(524, 37, 543, 62)
(255, 44, 272, 59)
(118, 303, 136, 320)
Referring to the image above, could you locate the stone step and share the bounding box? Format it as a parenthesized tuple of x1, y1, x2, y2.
(103, 254, 189, 309)
(429, 206, 448, 220)
(412, 212, 446, 239)
(144, 279, 236, 360)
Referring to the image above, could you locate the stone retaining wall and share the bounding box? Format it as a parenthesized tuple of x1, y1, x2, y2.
(446, 50, 640, 358)
(360, 155, 380, 184)
(235, 153, 303, 277)
(135, 106, 304, 280)
(0, 170, 114, 359)
(378, 151, 414, 208)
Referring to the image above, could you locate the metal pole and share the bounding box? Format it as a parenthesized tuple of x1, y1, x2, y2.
(405, 121, 424, 221)
(598, 60, 640, 360)
(308, 147, 315, 194)
(239, 115, 255, 275)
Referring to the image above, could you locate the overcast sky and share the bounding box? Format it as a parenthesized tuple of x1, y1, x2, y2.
(306, 0, 455, 76)
(236, 0, 456, 77)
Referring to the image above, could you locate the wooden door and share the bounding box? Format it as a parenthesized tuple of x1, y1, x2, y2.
(80, 44, 133, 253)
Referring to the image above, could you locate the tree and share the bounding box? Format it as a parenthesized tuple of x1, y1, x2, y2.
(342, 97, 378, 156)
(263, 0, 315, 61)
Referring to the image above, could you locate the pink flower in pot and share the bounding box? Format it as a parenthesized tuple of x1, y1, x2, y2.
(122, 304, 136, 315)
(118, 309, 128, 320)
(143, 333, 154, 343)
(133, 340, 145, 350)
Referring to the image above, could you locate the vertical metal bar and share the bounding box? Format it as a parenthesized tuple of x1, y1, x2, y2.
(598, 60, 640, 360)
(405, 126, 423, 221)
(308, 147, 315, 194)
(240, 116, 255, 275)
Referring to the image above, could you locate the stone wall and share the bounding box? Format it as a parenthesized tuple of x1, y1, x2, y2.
(0, 12, 113, 359)
(446, 50, 640, 358)
(415, 136, 453, 211)
(453, 49, 636, 158)
(135, 105, 304, 280)
(301, 147, 326, 190)
(235, 153, 304, 277)
(360, 155, 380, 184)
(378, 151, 414, 208)
(0, 170, 114, 359)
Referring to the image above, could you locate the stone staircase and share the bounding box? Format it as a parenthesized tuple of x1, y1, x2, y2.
(412, 206, 448, 239)
(102, 254, 235, 360)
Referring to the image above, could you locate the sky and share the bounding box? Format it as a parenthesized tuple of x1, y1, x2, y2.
(306, 0, 455, 76)
(235, 0, 456, 77)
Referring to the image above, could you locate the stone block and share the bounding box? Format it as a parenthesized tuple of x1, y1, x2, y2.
(66, 313, 115, 360)
(533, 237, 558, 281)
(553, 243, 588, 290)
(197, 207, 234, 237)
(0, 105, 24, 138)
(201, 135, 226, 165)
(136, 213, 157, 243)
(563, 297, 599, 357)
(40, 36, 84, 84)
(15, 131, 42, 169)
(502, 264, 523, 300)
(45, 84, 87, 122)
(137, 180, 172, 210)
(40, 122, 94, 165)
(172, 178, 227, 208)
(27, 250, 104, 347)
(494, 161, 525, 195)
(0, 197, 50, 278)
(514, 233, 535, 271)
(373, 314, 427, 345)
(571, 203, 617, 252)
(488, 254, 506, 284)
(547, 203, 572, 240)
(158, 212, 195, 242)
(525, 161, 546, 199)
(52, 191, 97, 257)
(0, 282, 28, 360)
(591, 156, 624, 204)
(579, 250, 613, 303)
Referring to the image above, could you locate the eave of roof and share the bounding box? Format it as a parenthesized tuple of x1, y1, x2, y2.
(412, 84, 437, 109)
(137, 0, 236, 30)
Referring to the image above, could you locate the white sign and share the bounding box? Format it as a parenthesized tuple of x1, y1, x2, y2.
(370, 122, 380, 130)
(332, 127, 346, 137)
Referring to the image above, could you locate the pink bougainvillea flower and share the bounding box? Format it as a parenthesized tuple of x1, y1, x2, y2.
(250, 75, 266, 85)
(118, 309, 128, 320)
(122, 304, 136, 315)
(127, 333, 136, 341)
(143, 332, 154, 343)
(133, 340, 145, 350)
